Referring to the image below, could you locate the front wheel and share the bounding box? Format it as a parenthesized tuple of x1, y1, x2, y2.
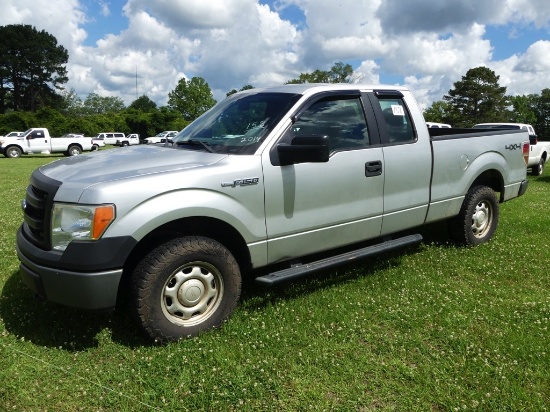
(5, 145, 22, 158)
(132, 236, 241, 342)
(449, 185, 499, 246)
(532, 158, 544, 176)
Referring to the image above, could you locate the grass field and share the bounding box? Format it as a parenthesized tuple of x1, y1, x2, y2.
(1, 154, 548, 411)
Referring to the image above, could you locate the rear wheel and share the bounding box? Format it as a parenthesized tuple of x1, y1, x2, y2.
(532, 158, 544, 176)
(132, 236, 241, 342)
(68, 145, 82, 156)
(449, 185, 499, 246)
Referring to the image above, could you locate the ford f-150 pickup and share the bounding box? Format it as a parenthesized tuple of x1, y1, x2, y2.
(16, 84, 530, 342)
(1, 128, 93, 158)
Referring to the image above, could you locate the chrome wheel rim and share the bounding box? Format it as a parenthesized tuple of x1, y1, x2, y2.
(161, 261, 223, 326)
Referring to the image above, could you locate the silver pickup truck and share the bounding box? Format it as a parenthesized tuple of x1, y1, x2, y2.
(16, 84, 529, 342)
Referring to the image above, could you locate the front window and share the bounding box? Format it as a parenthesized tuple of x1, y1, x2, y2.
(283, 96, 370, 152)
(171, 91, 301, 154)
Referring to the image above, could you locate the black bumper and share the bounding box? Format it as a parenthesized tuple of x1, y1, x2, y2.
(17, 226, 137, 310)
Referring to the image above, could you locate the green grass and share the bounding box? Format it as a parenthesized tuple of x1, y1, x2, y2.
(1, 154, 549, 411)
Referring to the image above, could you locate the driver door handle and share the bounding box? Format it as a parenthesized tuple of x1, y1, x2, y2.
(365, 160, 382, 177)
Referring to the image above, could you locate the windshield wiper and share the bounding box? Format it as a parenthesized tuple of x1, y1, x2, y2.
(176, 139, 216, 153)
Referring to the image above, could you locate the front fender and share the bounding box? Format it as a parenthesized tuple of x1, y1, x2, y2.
(104, 188, 267, 245)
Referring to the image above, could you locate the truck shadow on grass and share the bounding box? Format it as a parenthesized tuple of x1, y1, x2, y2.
(240, 222, 453, 311)
(0, 270, 151, 350)
(1, 223, 452, 349)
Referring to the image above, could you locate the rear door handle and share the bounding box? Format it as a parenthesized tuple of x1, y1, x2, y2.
(365, 160, 382, 177)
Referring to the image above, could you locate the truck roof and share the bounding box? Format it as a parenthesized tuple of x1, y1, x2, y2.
(236, 83, 408, 96)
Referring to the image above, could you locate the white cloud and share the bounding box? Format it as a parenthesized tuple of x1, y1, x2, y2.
(0, 0, 549, 108)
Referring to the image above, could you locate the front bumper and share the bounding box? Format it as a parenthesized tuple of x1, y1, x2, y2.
(17, 226, 136, 310)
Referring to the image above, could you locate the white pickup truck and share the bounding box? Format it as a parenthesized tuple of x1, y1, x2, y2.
(115, 133, 140, 146)
(17, 84, 529, 342)
(0, 131, 24, 138)
(1, 128, 93, 158)
(474, 123, 548, 175)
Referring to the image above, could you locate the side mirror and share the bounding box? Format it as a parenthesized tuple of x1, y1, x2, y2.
(277, 135, 329, 166)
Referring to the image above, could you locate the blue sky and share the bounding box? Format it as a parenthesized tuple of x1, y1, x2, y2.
(2, 0, 549, 108)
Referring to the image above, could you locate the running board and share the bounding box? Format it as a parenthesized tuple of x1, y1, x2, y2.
(255, 234, 423, 286)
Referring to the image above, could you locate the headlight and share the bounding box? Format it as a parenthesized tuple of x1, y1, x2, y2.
(51, 203, 115, 251)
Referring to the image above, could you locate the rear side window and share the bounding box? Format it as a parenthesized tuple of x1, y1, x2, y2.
(376, 98, 415, 144)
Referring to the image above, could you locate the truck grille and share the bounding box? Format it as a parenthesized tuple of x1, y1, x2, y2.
(22, 172, 61, 250)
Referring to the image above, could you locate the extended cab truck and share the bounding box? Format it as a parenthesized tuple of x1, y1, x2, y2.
(115, 133, 140, 146)
(143, 131, 178, 144)
(16, 84, 529, 342)
(473, 123, 548, 176)
(1, 128, 94, 158)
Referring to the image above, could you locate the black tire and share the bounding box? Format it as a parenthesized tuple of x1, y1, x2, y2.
(449, 185, 499, 246)
(132, 236, 241, 342)
(121, 141, 129, 147)
(5, 145, 22, 158)
(532, 158, 544, 176)
(68, 145, 82, 156)
(92, 144, 99, 151)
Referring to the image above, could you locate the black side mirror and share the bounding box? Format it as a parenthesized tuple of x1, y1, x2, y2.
(277, 135, 329, 166)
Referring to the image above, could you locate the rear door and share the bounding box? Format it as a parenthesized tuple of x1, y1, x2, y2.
(366, 91, 432, 235)
(263, 91, 385, 264)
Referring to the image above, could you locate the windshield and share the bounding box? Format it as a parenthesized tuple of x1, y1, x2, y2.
(171, 91, 301, 154)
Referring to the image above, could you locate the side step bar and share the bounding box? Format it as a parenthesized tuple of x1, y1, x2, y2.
(255, 234, 423, 286)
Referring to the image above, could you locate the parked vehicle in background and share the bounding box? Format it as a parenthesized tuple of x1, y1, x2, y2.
(0, 131, 24, 138)
(92, 137, 106, 151)
(95, 132, 126, 145)
(473, 123, 548, 175)
(143, 131, 178, 144)
(115, 133, 140, 146)
(1, 128, 93, 158)
(426, 122, 451, 128)
(16, 84, 529, 342)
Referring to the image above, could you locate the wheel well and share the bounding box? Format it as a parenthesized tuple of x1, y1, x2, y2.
(470, 169, 504, 201)
(124, 216, 252, 277)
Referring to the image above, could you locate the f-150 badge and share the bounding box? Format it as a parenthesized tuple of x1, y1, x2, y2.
(221, 177, 259, 187)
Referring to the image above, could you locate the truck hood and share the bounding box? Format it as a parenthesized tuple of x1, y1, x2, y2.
(40, 145, 228, 184)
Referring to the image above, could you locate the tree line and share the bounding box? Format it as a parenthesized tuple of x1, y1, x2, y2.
(1, 24, 549, 139)
(423, 66, 550, 139)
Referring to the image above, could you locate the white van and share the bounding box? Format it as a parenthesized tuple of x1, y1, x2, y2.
(95, 132, 126, 145)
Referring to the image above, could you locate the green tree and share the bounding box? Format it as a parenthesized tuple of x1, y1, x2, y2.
(286, 62, 353, 84)
(0, 24, 69, 113)
(82, 93, 125, 115)
(423, 100, 461, 126)
(508, 95, 537, 125)
(226, 85, 254, 97)
(59, 88, 84, 116)
(443, 67, 509, 127)
(167, 77, 216, 122)
(531, 88, 550, 140)
(129, 95, 157, 112)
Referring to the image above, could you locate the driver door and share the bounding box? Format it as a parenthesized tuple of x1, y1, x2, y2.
(262, 93, 384, 264)
(26, 129, 50, 152)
